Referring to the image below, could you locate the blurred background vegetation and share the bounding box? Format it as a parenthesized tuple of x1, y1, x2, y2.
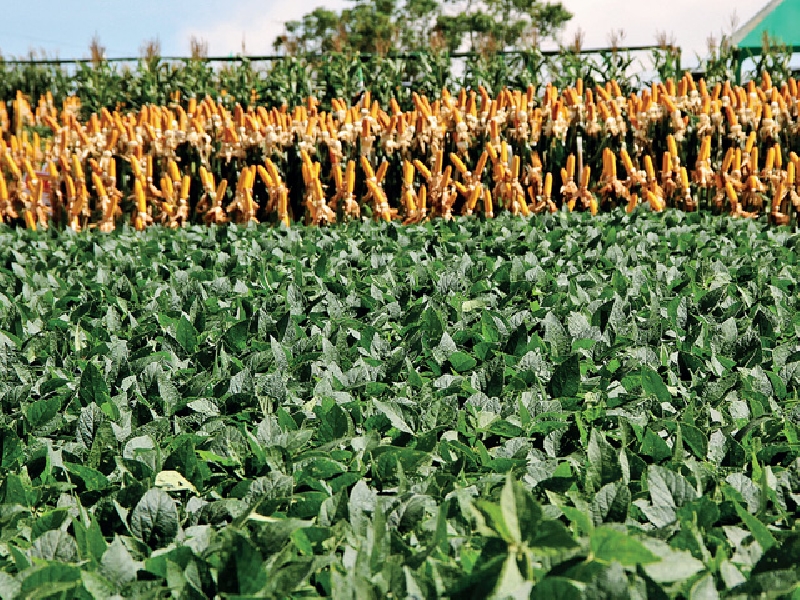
(0, 0, 796, 116)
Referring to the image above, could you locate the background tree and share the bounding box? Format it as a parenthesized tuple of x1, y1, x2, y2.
(436, 0, 570, 53)
(273, 0, 571, 55)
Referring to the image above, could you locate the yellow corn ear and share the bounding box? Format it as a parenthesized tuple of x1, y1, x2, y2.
(135, 179, 146, 213)
(346, 160, 356, 193)
(441, 166, 452, 190)
(433, 150, 444, 175)
(315, 178, 324, 202)
(402, 160, 413, 186)
(24, 210, 36, 230)
(169, 160, 180, 182)
(475, 151, 488, 178)
(131, 158, 142, 180)
(725, 105, 736, 126)
(257, 165, 273, 188)
(765, 146, 775, 172)
(181, 175, 191, 199)
(161, 176, 173, 199)
(647, 191, 664, 211)
(746, 131, 756, 153)
(518, 194, 530, 216)
(450, 153, 467, 175)
(65, 174, 76, 199)
(486, 142, 497, 163)
(484, 188, 493, 216)
(24, 159, 37, 181)
(726, 181, 738, 203)
(404, 187, 417, 214)
(544, 172, 553, 197)
(279, 189, 289, 227)
(72, 154, 83, 180)
(644, 155, 655, 180)
(581, 165, 590, 188)
(92, 173, 106, 198)
(266, 159, 280, 183)
(773, 181, 783, 210)
(722, 148, 734, 172)
(375, 160, 389, 184)
(407, 161, 416, 186)
(360, 156, 375, 180)
(468, 185, 481, 211)
(216, 179, 227, 202)
(413, 159, 431, 180)
(620, 149, 633, 175)
(33, 178, 43, 205)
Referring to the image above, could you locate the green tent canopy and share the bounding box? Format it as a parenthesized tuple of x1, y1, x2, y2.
(731, 0, 800, 50)
(729, 0, 800, 82)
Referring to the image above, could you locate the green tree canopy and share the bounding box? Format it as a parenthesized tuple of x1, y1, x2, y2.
(273, 0, 572, 55)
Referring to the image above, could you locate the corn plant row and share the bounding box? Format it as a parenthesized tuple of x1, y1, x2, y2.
(1, 72, 800, 232)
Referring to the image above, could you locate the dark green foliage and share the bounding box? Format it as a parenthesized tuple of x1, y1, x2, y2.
(0, 211, 799, 597)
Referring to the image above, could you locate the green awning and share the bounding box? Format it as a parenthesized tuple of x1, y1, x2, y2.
(731, 0, 800, 50)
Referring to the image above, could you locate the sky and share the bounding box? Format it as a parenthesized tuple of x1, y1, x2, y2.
(0, 0, 775, 67)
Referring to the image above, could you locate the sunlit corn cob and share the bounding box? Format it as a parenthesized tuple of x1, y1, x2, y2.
(4, 74, 800, 228)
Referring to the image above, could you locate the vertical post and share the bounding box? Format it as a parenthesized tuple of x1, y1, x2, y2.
(734, 47, 742, 85)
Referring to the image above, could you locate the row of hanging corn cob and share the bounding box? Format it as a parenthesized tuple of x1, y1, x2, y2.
(1, 70, 799, 231)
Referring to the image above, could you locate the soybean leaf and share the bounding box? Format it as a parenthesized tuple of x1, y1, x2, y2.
(590, 526, 660, 566)
(130, 488, 179, 549)
(548, 354, 580, 398)
(79, 362, 109, 406)
(175, 315, 198, 354)
(450, 351, 477, 373)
